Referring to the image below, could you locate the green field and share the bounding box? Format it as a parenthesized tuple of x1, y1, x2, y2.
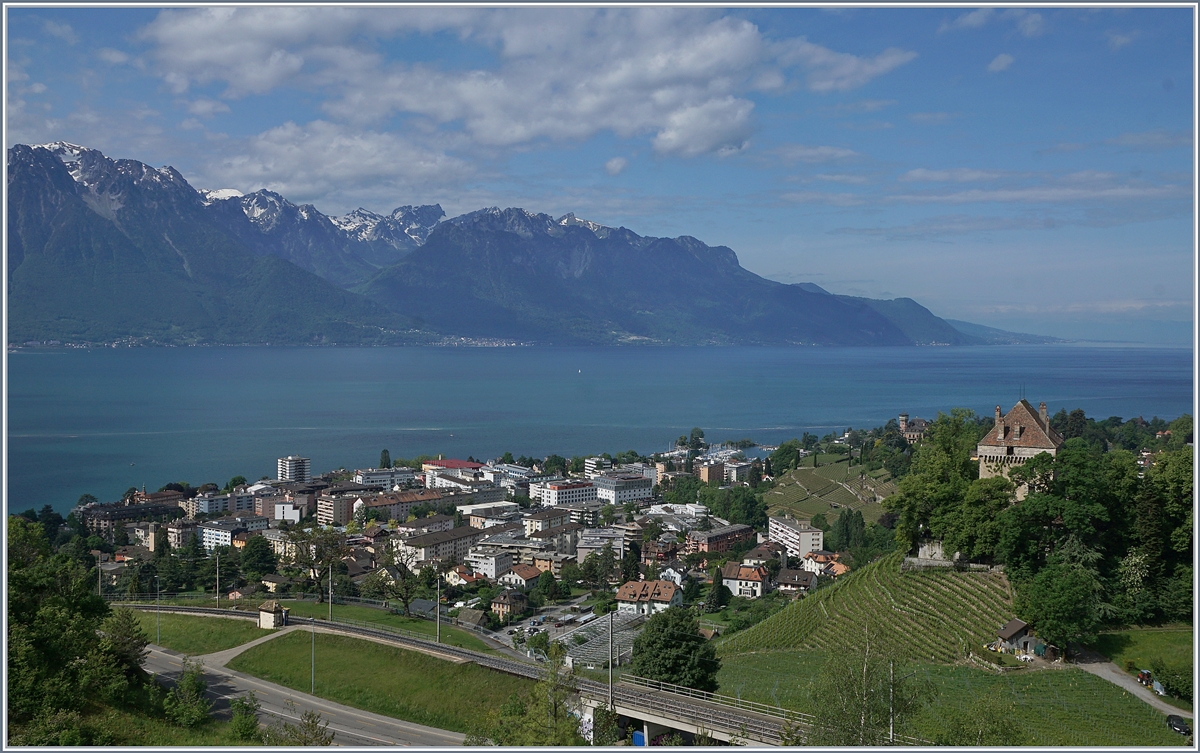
(1091, 627, 1194, 711)
(277, 600, 493, 652)
(717, 651, 1186, 746)
(134, 611, 271, 655)
(227, 631, 533, 732)
(1092, 627, 1194, 672)
(717, 552, 1015, 663)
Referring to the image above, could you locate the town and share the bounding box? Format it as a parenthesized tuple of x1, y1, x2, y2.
(11, 403, 1194, 746)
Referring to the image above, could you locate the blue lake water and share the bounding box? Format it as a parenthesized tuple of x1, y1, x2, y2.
(7, 344, 1194, 515)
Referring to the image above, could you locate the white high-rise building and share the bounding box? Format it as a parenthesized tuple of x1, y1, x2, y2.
(277, 455, 311, 483)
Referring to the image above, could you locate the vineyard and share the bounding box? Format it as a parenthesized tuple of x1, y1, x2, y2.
(717, 552, 1015, 663)
(766, 462, 896, 525)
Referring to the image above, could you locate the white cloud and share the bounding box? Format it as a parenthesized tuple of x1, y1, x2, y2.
(97, 48, 130, 65)
(987, 54, 1014, 73)
(1106, 30, 1138, 50)
(778, 39, 916, 92)
(136, 8, 915, 158)
(605, 157, 627, 176)
(939, 9, 1043, 37)
(28, 83, 47, 94)
(1013, 12, 1044, 38)
(1108, 130, 1191, 150)
(197, 120, 474, 206)
(781, 190, 864, 206)
(814, 173, 870, 184)
(901, 168, 1007, 182)
(43, 20, 78, 45)
(889, 184, 1185, 204)
(775, 144, 859, 163)
(908, 112, 955, 124)
(938, 8, 993, 33)
(187, 98, 231, 118)
(823, 99, 896, 115)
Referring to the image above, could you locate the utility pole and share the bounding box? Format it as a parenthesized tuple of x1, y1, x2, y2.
(311, 617, 316, 694)
(98, 563, 102, 597)
(436, 575, 441, 644)
(215, 552, 220, 606)
(889, 660, 894, 745)
(328, 561, 333, 622)
(608, 609, 614, 709)
(156, 575, 161, 645)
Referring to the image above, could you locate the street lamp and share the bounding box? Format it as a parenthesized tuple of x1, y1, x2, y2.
(311, 617, 316, 694)
(156, 575, 161, 645)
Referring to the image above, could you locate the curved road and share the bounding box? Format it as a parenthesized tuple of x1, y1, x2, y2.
(143, 643, 465, 746)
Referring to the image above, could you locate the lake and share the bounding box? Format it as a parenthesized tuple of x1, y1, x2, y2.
(7, 344, 1193, 515)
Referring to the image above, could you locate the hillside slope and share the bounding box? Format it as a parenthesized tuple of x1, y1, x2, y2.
(7, 143, 423, 345)
(359, 208, 932, 346)
(717, 552, 1015, 663)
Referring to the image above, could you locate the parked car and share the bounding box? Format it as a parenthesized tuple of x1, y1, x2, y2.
(555, 622, 564, 628)
(1018, 655, 1034, 663)
(507, 629, 516, 635)
(1166, 715, 1191, 736)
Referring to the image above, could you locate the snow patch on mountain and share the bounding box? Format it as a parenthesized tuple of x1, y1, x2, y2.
(200, 188, 244, 205)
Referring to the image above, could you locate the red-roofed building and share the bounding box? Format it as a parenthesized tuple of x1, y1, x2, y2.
(720, 562, 770, 598)
(615, 580, 682, 615)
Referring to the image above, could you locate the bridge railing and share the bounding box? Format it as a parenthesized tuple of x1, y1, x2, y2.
(621, 674, 814, 724)
(619, 675, 930, 746)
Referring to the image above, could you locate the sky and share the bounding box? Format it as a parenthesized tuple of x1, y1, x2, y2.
(5, 5, 1196, 344)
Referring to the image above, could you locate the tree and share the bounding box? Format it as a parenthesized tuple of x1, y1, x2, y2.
(224, 476, 247, 491)
(771, 439, 803, 474)
(380, 449, 391, 469)
(630, 607, 720, 691)
(164, 658, 213, 728)
(99, 608, 150, 682)
(372, 544, 422, 616)
(240, 535, 278, 581)
(263, 700, 334, 745)
(467, 642, 584, 745)
(287, 527, 350, 602)
(8, 517, 130, 722)
(807, 625, 932, 746)
(229, 691, 262, 742)
(706, 581, 731, 612)
(77, 493, 99, 507)
(1019, 561, 1101, 649)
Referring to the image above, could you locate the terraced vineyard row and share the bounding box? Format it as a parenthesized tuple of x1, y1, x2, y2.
(717, 552, 1015, 664)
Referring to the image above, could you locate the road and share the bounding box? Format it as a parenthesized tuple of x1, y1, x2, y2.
(143, 645, 465, 746)
(1073, 656, 1194, 719)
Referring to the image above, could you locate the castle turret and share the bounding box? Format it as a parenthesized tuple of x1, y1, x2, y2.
(899, 413, 909, 432)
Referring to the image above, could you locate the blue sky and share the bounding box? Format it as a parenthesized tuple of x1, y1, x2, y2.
(6, 6, 1195, 344)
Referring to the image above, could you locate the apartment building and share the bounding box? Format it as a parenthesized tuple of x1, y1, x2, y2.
(767, 515, 825, 559)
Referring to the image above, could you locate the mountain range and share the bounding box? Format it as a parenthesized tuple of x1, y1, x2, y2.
(6, 142, 1057, 347)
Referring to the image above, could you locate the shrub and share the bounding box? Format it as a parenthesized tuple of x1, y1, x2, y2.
(163, 658, 212, 728)
(1150, 657, 1193, 703)
(229, 690, 262, 741)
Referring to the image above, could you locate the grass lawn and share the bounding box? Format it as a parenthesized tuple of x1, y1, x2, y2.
(133, 611, 271, 656)
(717, 651, 1186, 746)
(227, 630, 533, 733)
(1090, 626, 1194, 711)
(278, 600, 493, 652)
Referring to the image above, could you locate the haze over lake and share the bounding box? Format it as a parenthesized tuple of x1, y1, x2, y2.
(8, 344, 1192, 515)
